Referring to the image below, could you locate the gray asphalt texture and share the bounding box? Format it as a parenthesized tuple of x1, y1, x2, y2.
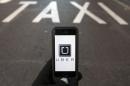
(0, 0, 130, 86)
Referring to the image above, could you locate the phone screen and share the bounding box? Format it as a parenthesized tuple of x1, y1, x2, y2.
(55, 35, 76, 72)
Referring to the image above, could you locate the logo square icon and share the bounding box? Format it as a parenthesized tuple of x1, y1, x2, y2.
(59, 44, 71, 57)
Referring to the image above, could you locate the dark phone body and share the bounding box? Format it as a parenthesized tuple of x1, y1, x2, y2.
(52, 27, 78, 77)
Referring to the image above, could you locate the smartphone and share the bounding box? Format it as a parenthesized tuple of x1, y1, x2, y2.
(52, 27, 78, 77)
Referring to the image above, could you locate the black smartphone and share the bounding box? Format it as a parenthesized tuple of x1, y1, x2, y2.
(52, 27, 78, 77)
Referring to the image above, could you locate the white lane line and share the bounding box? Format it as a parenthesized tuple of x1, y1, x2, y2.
(98, 2, 128, 25)
(113, 0, 130, 10)
(0, 0, 11, 4)
(71, 1, 107, 24)
(2, 1, 37, 23)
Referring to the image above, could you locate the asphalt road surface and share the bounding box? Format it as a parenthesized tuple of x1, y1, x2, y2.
(0, 0, 130, 86)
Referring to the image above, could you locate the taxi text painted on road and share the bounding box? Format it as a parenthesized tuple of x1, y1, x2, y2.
(1, 1, 129, 25)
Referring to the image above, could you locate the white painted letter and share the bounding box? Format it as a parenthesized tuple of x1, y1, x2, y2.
(2, 1, 37, 23)
(32, 1, 60, 23)
(98, 2, 128, 25)
(0, 0, 11, 4)
(71, 1, 106, 24)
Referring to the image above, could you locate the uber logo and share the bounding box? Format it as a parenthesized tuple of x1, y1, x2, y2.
(59, 44, 71, 57)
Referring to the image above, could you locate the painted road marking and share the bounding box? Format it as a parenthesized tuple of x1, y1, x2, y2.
(1, 1, 129, 25)
(98, 2, 128, 25)
(0, 0, 11, 4)
(71, 1, 107, 24)
(32, 1, 60, 23)
(113, 0, 130, 10)
(2, 1, 37, 23)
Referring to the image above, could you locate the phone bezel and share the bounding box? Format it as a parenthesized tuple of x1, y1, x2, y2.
(52, 27, 78, 77)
